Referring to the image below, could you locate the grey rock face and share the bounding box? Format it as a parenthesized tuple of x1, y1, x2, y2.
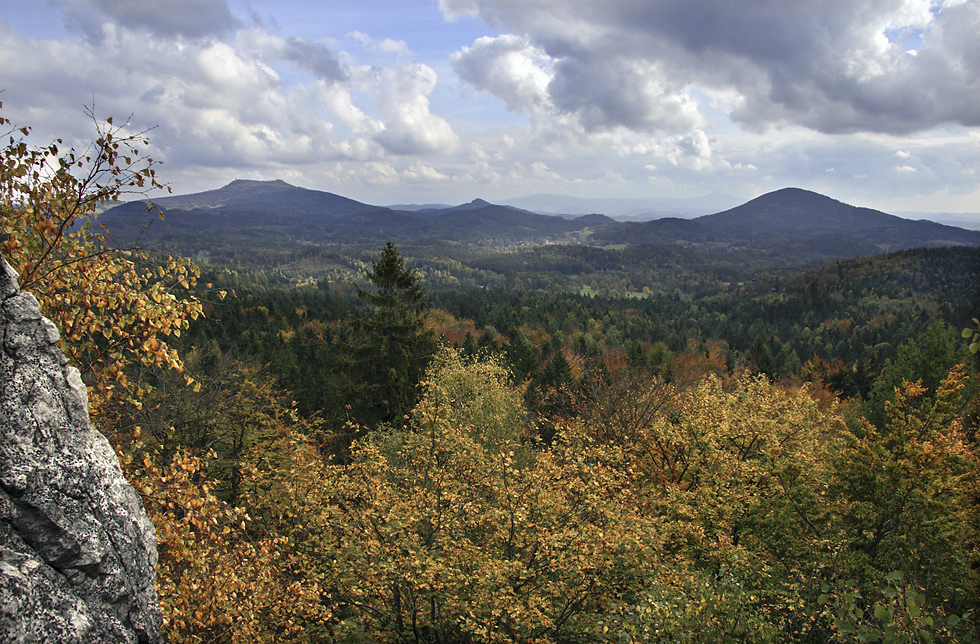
(0, 258, 163, 643)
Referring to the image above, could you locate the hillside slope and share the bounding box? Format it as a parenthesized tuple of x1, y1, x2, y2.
(99, 182, 980, 258)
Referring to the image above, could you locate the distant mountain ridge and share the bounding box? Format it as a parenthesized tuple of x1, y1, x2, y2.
(128, 178, 388, 218)
(589, 188, 980, 253)
(702, 188, 899, 235)
(500, 192, 739, 219)
(98, 180, 980, 258)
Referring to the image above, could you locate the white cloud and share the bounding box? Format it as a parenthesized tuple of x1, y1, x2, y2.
(446, 0, 980, 136)
(310, 82, 382, 138)
(346, 30, 409, 56)
(530, 161, 561, 181)
(2, 0, 978, 210)
(0, 2, 465, 195)
(402, 161, 451, 182)
(681, 130, 712, 160)
(375, 62, 459, 155)
(452, 35, 553, 116)
(549, 56, 702, 133)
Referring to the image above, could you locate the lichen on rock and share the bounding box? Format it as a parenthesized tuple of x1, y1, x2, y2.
(0, 257, 163, 644)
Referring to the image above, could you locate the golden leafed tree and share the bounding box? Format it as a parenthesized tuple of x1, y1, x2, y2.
(1, 101, 204, 431)
(2, 104, 315, 643)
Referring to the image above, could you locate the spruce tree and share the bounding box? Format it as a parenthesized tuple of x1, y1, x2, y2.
(342, 242, 435, 431)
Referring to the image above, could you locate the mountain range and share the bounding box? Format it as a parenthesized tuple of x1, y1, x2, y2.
(497, 192, 740, 220)
(99, 180, 980, 259)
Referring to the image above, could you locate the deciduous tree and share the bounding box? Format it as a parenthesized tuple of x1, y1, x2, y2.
(0, 102, 204, 429)
(247, 349, 665, 643)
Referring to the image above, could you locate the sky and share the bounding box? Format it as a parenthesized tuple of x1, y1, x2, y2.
(1, 0, 979, 218)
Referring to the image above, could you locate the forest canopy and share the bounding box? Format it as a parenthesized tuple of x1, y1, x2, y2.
(3, 105, 978, 643)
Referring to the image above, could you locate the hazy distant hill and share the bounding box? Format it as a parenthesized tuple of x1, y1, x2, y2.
(100, 182, 598, 247)
(99, 179, 395, 246)
(135, 178, 388, 218)
(500, 192, 739, 219)
(99, 181, 979, 258)
(385, 202, 453, 212)
(590, 187, 980, 255)
(896, 211, 980, 231)
(421, 200, 588, 242)
(699, 188, 899, 236)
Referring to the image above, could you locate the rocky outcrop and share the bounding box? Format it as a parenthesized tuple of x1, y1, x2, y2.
(0, 258, 163, 643)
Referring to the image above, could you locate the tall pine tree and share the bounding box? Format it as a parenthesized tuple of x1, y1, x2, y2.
(341, 242, 436, 433)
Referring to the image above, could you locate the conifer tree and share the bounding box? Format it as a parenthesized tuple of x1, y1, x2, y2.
(341, 242, 435, 432)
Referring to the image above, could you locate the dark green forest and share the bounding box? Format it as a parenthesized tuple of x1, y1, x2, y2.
(182, 243, 979, 428)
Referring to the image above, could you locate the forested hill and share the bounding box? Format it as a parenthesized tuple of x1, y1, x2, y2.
(99, 181, 979, 259)
(98, 181, 591, 248)
(589, 187, 980, 252)
(113, 178, 390, 218)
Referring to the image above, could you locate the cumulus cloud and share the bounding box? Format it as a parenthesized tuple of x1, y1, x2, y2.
(309, 82, 382, 139)
(548, 55, 702, 133)
(678, 130, 712, 161)
(1, 17, 362, 179)
(446, 0, 980, 136)
(402, 161, 451, 182)
(3, 0, 977, 208)
(0, 1, 467, 196)
(529, 161, 562, 181)
(376, 63, 460, 155)
(235, 29, 347, 84)
(451, 35, 553, 115)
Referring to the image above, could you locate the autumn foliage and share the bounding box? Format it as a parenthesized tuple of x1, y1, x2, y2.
(4, 105, 978, 643)
(0, 102, 204, 429)
(244, 350, 665, 641)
